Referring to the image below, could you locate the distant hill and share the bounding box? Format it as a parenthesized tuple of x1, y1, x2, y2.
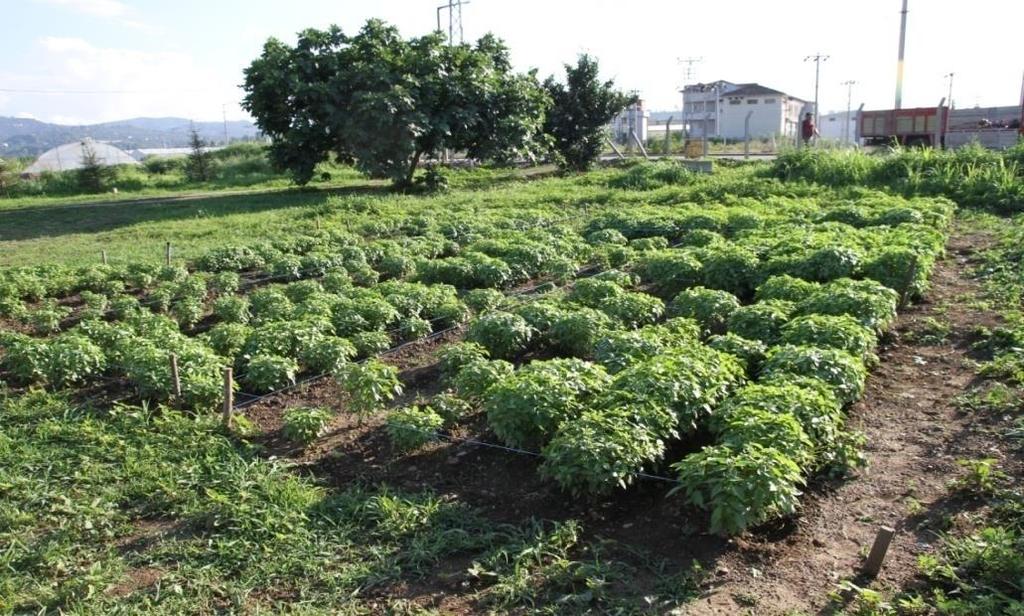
(0, 116, 262, 158)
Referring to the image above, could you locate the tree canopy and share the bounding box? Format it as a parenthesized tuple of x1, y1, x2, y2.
(543, 55, 635, 171)
(242, 20, 550, 186)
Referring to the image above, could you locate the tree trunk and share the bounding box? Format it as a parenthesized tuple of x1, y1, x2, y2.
(405, 150, 422, 187)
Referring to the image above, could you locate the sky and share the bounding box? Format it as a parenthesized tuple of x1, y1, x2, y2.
(2, 0, 1022, 125)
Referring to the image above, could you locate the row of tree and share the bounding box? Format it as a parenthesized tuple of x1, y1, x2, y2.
(242, 20, 633, 187)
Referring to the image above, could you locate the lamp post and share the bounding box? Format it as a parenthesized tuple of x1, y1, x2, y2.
(945, 72, 955, 110)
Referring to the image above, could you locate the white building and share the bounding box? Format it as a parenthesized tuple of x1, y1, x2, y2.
(680, 81, 810, 141)
(819, 111, 859, 144)
(610, 100, 649, 145)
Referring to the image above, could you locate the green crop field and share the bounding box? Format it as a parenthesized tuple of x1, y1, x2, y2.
(2, 151, 1024, 614)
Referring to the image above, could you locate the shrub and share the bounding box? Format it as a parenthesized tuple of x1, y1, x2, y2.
(568, 279, 624, 307)
(28, 300, 70, 335)
(603, 346, 746, 434)
(726, 300, 795, 345)
(452, 358, 514, 400)
(706, 333, 766, 376)
(438, 341, 489, 380)
(754, 275, 821, 303)
(667, 287, 740, 335)
(586, 228, 628, 245)
(212, 296, 250, 324)
(541, 407, 665, 495)
(206, 323, 252, 358)
(484, 358, 611, 448)
(209, 272, 241, 295)
(550, 307, 614, 357)
(352, 331, 393, 357)
(430, 392, 473, 425)
(300, 336, 357, 374)
(387, 404, 445, 451)
(760, 345, 867, 406)
(781, 314, 877, 360)
(711, 382, 843, 451)
(599, 291, 665, 329)
(397, 316, 432, 342)
(463, 288, 506, 313)
(593, 320, 699, 373)
(249, 288, 294, 324)
(716, 407, 815, 469)
(636, 250, 703, 296)
(861, 247, 930, 301)
(698, 244, 761, 298)
(0, 333, 45, 384)
(671, 443, 805, 535)
(466, 311, 534, 359)
(282, 406, 334, 444)
(335, 359, 403, 422)
(245, 354, 299, 392)
(798, 278, 898, 332)
(40, 335, 106, 388)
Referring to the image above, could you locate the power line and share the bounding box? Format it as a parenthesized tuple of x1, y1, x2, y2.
(804, 53, 829, 127)
(676, 56, 703, 84)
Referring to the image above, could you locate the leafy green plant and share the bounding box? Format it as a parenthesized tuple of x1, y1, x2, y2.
(671, 443, 805, 535)
(387, 404, 445, 451)
(27, 300, 70, 334)
(38, 335, 107, 388)
(636, 250, 703, 297)
(754, 274, 821, 303)
(335, 359, 403, 422)
(205, 323, 251, 358)
(667, 287, 740, 335)
(550, 307, 614, 357)
(706, 333, 766, 375)
(282, 406, 334, 444)
(300, 336, 357, 374)
(466, 311, 535, 359)
(726, 300, 795, 345)
(438, 341, 490, 381)
(213, 295, 251, 324)
(352, 330, 393, 357)
(541, 406, 665, 495)
(760, 345, 867, 406)
(952, 458, 1006, 495)
(485, 358, 611, 448)
(0, 332, 45, 384)
(716, 407, 815, 470)
(245, 354, 299, 393)
(452, 358, 515, 401)
(781, 314, 877, 360)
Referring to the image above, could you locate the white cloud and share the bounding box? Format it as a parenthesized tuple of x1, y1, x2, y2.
(0, 37, 244, 124)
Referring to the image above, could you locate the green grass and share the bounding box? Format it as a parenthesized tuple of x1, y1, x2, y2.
(0, 390, 703, 613)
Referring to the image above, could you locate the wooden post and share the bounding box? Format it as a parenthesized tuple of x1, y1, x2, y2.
(165, 242, 172, 266)
(170, 353, 182, 403)
(863, 526, 896, 578)
(101, 250, 108, 265)
(222, 367, 234, 428)
(315, 216, 321, 231)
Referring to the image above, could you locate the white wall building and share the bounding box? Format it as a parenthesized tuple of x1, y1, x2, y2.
(610, 100, 649, 145)
(819, 111, 859, 143)
(681, 81, 810, 141)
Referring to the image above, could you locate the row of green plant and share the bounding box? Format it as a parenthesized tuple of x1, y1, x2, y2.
(771, 142, 1024, 213)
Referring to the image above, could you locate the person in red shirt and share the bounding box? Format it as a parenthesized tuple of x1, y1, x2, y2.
(801, 112, 819, 146)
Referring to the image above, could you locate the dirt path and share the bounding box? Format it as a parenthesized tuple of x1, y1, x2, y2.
(687, 227, 1001, 615)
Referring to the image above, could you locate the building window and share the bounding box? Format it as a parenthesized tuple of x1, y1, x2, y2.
(747, 99, 758, 104)
(764, 98, 776, 104)
(729, 98, 741, 105)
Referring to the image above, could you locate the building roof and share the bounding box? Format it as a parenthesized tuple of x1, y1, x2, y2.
(24, 138, 139, 174)
(682, 81, 807, 102)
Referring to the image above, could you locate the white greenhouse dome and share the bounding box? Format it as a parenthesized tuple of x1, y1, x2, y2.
(24, 139, 139, 174)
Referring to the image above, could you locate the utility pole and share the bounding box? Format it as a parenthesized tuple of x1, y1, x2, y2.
(842, 80, 857, 144)
(895, 0, 909, 109)
(804, 53, 829, 127)
(221, 104, 229, 145)
(945, 72, 954, 110)
(436, 0, 469, 46)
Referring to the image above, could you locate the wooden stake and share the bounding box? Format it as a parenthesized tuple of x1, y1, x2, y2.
(170, 353, 182, 403)
(101, 250, 108, 265)
(863, 526, 896, 578)
(222, 367, 234, 428)
(165, 242, 172, 266)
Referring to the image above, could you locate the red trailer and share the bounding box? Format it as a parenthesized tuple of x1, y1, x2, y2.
(858, 106, 947, 147)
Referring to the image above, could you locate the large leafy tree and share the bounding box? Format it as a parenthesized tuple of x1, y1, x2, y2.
(543, 55, 634, 172)
(242, 21, 549, 186)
